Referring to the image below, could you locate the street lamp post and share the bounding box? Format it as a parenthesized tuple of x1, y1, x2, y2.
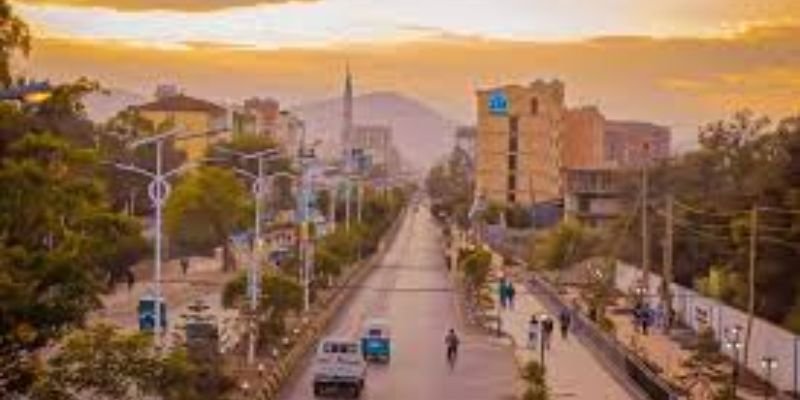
(761, 356, 778, 400)
(213, 146, 280, 366)
(110, 129, 198, 346)
(725, 325, 744, 397)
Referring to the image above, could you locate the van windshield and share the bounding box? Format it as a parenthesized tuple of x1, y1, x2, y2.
(323, 342, 358, 354)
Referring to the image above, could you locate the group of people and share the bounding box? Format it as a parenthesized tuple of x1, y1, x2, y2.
(499, 277, 517, 310)
(528, 308, 572, 349)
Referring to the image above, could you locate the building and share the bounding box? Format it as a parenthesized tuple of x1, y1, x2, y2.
(135, 94, 228, 161)
(341, 65, 354, 157)
(274, 110, 304, 158)
(244, 97, 280, 135)
(562, 167, 624, 228)
(475, 80, 566, 207)
(605, 120, 671, 167)
(351, 124, 393, 168)
(563, 106, 605, 169)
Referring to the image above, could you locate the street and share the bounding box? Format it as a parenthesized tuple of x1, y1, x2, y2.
(279, 205, 518, 400)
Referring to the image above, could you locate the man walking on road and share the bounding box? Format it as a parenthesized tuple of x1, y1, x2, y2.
(528, 315, 540, 349)
(559, 309, 572, 340)
(541, 315, 554, 349)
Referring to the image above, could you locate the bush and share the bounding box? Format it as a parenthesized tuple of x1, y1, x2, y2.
(521, 361, 549, 400)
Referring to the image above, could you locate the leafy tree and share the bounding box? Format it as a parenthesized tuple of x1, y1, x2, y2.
(0, 134, 148, 395)
(30, 324, 228, 400)
(529, 219, 600, 271)
(521, 361, 550, 400)
(0, 0, 31, 88)
(461, 248, 492, 293)
(164, 166, 251, 270)
(426, 146, 474, 226)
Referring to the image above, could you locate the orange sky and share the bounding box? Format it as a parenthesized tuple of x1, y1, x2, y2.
(9, 0, 800, 148)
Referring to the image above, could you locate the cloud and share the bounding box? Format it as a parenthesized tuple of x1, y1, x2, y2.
(20, 22, 800, 150)
(13, 0, 317, 12)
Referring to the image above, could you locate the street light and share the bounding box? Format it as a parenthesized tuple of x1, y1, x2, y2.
(110, 128, 199, 346)
(213, 146, 281, 366)
(725, 325, 744, 397)
(761, 356, 778, 400)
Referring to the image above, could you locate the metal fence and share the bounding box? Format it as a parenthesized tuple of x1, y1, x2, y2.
(528, 274, 682, 400)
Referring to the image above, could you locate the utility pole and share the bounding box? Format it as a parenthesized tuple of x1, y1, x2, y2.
(356, 178, 363, 224)
(344, 154, 352, 231)
(661, 196, 674, 331)
(744, 206, 758, 366)
(641, 143, 650, 294)
(328, 186, 337, 231)
(298, 144, 315, 313)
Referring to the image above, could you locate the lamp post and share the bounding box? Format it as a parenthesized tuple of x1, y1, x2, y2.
(725, 325, 744, 397)
(213, 146, 281, 366)
(761, 356, 778, 400)
(110, 128, 199, 346)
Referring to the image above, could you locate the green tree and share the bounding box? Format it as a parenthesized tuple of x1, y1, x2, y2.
(0, 0, 31, 88)
(529, 219, 599, 271)
(521, 361, 550, 400)
(0, 134, 147, 394)
(30, 324, 227, 400)
(164, 166, 251, 270)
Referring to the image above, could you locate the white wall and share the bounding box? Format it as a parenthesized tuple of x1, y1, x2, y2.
(614, 262, 800, 394)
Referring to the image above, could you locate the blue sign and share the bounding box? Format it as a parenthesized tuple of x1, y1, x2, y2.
(488, 90, 508, 115)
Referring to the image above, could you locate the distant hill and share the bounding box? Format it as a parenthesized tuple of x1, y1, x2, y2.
(292, 91, 458, 169)
(83, 88, 146, 123)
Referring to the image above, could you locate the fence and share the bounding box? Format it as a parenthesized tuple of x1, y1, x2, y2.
(614, 262, 800, 396)
(528, 273, 681, 400)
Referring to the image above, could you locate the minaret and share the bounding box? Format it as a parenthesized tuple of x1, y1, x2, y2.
(342, 63, 353, 156)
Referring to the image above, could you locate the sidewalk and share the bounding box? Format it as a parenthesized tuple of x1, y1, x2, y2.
(491, 256, 635, 400)
(92, 255, 237, 331)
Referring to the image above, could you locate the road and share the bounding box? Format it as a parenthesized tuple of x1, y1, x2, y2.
(279, 205, 518, 399)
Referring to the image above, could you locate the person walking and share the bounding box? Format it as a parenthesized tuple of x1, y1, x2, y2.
(541, 315, 554, 350)
(559, 308, 572, 340)
(507, 282, 516, 310)
(180, 257, 190, 276)
(528, 315, 540, 349)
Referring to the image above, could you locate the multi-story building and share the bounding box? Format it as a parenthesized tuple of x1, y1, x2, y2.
(351, 124, 393, 170)
(135, 94, 228, 161)
(562, 167, 624, 228)
(274, 110, 304, 158)
(244, 97, 280, 136)
(475, 80, 566, 207)
(605, 120, 671, 167)
(563, 106, 606, 169)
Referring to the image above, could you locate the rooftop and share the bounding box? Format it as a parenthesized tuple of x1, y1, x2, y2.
(136, 94, 225, 115)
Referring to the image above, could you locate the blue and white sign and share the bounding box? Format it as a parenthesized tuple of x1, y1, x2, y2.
(488, 90, 508, 115)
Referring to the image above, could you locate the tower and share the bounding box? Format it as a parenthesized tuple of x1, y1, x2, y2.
(342, 64, 354, 156)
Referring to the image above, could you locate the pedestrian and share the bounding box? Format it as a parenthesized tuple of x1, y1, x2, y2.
(180, 257, 190, 276)
(126, 270, 135, 291)
(640, 305, 651, 335)
(528, 315, 539, 349)
(507, 282, 516, 310)
(541, 315, 554, 349)
(559, 309, 572, 340)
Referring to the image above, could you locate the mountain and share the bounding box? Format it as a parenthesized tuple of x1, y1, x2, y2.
(292, 91, 458, 169)
(83, 88, 146, 123)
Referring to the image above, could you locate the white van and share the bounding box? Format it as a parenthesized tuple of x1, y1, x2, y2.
(312, 337, 366, 398)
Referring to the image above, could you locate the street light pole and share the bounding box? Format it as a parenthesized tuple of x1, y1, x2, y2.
(761, 356, 778, 400)
(153, 140, 165, 343)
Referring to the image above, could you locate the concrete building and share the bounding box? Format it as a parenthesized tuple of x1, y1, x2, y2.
(475, 80, 566, 207)
(352, 124, 393, 170)
(244, 97, 280, 136)
(562, 167, 624, 228)
(274, 110, 304, 158)
(135, 94, 228, 161)
(563, 106, 605, 169)
(604, 120, 671, 167)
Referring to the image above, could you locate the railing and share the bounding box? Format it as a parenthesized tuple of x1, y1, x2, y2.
(528, 273, 683, 400)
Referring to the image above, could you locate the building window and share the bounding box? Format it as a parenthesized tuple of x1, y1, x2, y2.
(509, 134, 518, 153)
(507, 174, 516, 191)
(509, 116, 519, 133)
(507, 191, 516, 204)
(531, 98, 539, 115)
(508, 154, 517, 172)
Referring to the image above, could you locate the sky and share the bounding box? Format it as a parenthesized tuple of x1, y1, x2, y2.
(9, 0, 800, 147)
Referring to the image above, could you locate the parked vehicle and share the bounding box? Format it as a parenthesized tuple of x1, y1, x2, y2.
(360, 318, 391, 362)
(312, 337, 366, 398)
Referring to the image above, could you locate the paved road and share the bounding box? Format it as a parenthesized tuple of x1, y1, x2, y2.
(279, 205, 517, 400)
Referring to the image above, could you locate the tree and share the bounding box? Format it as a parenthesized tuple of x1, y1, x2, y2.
(30, 324, 229, 400)
(0, 134, 147, 395)
(164, 166, 252, 270)
(529, 219, 600, 271)
(521, 361, 550, 400)
(0, 0, 31, 88)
